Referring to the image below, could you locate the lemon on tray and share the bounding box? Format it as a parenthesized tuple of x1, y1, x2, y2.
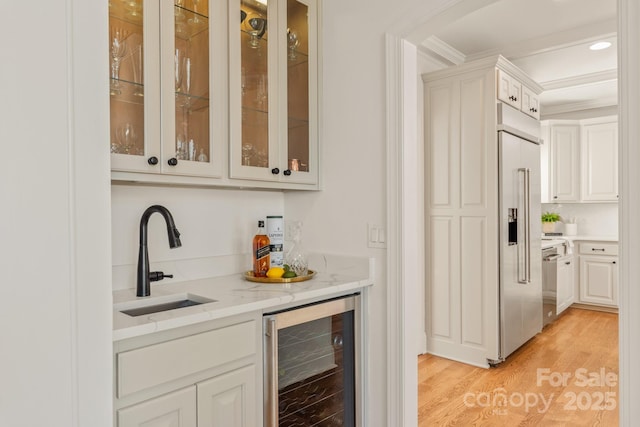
(266, 267, 285, 279)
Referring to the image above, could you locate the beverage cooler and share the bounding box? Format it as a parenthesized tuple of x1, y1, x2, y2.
(263, 294, 361, 427)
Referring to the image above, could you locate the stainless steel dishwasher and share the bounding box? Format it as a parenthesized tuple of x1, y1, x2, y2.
(542, 246, 561, 326)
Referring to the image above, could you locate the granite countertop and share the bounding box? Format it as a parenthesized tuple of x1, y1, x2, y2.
(112, 254, 373, 341)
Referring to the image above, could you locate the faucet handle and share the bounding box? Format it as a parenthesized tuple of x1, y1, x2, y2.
(149, 271, 173, 282)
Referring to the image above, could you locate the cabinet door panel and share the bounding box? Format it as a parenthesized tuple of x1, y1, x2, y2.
(230, 0, 318, 185)
(579, 256, 618, 307)
(109, 0, 162, 173)
(118, 386, 197, 427)
(521, 86, 540, 120)
(557, 257, 575, 314)
(582, 122, 618, 201)
(550, 125, 580, 201)
(197, 365, 257, 427)
(161, 0, 222, 177)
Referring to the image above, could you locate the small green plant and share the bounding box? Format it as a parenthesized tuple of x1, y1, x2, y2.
(541, 212, 561, 223)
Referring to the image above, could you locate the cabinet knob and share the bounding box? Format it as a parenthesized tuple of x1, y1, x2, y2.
(553, 196, 558, 199)
(147, 156, 159, 165)
(271, 167, 280, 175)
(168, 157, 178, 166)
(565, 261, 571, 265)
(283, 169, 292, 176)
(613, 261, 617, 264)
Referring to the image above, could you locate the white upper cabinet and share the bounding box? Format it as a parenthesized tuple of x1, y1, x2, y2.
(543, 116, 618, 203)
(497, 69, 521, 110)
(109, 0, 320, 190)
(229, 0, 319, 186)
(581, 120, 618, 201)
(109, 0, 223, 178)
(550, 125, 580, 202)
(521, 86, 541, 120)
(497, 68, 540, 119)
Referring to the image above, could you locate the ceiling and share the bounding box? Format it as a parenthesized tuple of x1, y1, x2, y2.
(419, 0, 618, 117)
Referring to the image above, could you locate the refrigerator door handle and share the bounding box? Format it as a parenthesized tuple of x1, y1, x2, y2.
(518, 167, 531, 284)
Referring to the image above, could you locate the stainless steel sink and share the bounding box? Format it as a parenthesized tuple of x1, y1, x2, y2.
(117, 293, 216, 317)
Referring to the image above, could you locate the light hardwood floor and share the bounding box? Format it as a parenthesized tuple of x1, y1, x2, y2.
(418, 308, 619, 426)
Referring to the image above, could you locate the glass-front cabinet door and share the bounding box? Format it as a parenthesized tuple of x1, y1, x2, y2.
(229, 0, 318, 185)
(109, 0, 222, 178)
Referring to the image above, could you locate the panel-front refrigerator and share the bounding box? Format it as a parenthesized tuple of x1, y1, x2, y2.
(497, 104, 543, 362)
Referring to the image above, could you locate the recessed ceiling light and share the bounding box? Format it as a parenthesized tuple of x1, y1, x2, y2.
(590, 41, 612, 51)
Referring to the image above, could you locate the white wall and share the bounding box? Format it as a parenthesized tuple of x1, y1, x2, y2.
(0, 0, 113, 426)
(542, 203, 618, 236)
(111, 185, 284, 289)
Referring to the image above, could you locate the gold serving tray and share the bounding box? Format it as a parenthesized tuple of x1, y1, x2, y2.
(244, 270, 316, 284)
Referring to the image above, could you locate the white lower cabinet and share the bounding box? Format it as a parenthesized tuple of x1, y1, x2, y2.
(197, 365, 256, 427)
(577, 242, 619, 308)
(114, 314, 261, 427)
(556, 255, 575, 314)
(118, 366, 257, 427)
(118, 386, 197, 427)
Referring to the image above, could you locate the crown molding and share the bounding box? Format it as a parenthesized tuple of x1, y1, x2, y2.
(541, 96, 618, 117)
(540, 69, 618, 90)
(421, 36, 466, 65)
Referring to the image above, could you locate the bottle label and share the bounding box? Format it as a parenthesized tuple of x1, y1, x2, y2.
(267, 216, 284, 267)
(256, 245, 270, 260)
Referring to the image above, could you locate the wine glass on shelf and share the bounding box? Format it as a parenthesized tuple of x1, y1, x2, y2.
(189, 0, 202, 25)
(116, 123, 137, 154)
(247, 16, 266, 48)
(110, 28, 128, 95)
(183, 57, 192, 98)
(175, 49, 184, 94)
(287, 28, 299, 60)
(131, 44, 144, 97)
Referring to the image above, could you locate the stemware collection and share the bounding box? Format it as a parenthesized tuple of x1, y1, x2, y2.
(110, 28, 128, 95)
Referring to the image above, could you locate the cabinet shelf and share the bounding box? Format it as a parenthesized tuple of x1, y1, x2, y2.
(176, 91, 210, 113)
(110, 78, 145, 104)
(109, 3, 143, 27)
(175, 6, 209, 40)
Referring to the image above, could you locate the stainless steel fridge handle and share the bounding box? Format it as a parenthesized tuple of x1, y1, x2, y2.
(265, 318, 278, 427)
(518, 168, 531, 284)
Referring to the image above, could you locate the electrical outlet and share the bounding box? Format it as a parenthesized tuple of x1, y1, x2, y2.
(367, 223, 386, 248)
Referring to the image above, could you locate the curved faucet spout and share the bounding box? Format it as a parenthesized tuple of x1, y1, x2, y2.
(137, 205, 182, 297)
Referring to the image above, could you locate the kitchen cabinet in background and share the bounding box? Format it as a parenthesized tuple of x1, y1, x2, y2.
(541, 116, 618, 203)
(556, 254, 575, 314)
(497, 68, 541, 119)
(422, 55, 543, 367)
(581, 120, 619, 201)
(577, 241, 618, 308)
(548, 124, 581, 202)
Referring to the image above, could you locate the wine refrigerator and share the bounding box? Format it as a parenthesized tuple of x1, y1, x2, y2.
(263, 294, 361, 426)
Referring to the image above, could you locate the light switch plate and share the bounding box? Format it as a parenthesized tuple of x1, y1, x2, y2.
(367, 223, 386, 248)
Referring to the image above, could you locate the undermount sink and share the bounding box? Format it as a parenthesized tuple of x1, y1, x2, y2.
(116, 293, 216, 317)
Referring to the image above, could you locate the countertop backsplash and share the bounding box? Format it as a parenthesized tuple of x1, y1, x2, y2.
(111, 184, 285, 291)
(542, 202, 618, 237)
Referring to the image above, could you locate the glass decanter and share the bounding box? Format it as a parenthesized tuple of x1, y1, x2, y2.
(285, 221, 308, 276)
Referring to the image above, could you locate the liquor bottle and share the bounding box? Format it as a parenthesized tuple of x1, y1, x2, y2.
(253, 220, 270, 277)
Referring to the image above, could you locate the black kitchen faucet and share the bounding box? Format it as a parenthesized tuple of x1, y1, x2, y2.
(136, 205, 182, 297)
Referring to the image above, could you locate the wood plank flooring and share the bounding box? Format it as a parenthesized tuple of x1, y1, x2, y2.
(418, 307, 619, 426)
